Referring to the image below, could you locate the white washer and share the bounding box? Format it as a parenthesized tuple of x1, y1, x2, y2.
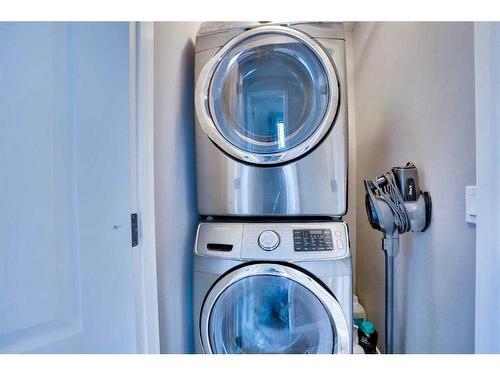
(193, 221, 353, 354)
(194, 22, 348, 217)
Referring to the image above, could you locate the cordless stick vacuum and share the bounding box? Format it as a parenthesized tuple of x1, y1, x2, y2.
(363, 162, 432, 354)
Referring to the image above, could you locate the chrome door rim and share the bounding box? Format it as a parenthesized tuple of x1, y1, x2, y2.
(195, 25, 340, 165)
(199, 263, 350, 354)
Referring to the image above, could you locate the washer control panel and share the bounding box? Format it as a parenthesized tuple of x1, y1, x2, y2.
(195, 221, 350, 261)
(293, 229, 333, 252)
(258, 230, 280, 251)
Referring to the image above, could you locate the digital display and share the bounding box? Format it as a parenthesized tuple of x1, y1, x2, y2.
(309, 230, 323, 235)
(293, 229, 334, 252)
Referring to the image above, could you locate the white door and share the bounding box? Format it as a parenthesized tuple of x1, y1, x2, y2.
(0, 22, 145, 353)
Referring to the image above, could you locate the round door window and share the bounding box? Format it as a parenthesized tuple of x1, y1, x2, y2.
(209, 32, 337, 156)
(208, 275, 335, 354)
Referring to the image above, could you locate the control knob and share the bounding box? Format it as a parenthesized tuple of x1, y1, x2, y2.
(258, 230, 280, 251)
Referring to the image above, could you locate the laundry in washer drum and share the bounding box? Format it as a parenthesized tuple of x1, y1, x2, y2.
(209, 275, 335, 354)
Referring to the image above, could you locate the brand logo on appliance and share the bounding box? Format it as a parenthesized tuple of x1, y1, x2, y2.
(408, 184, 414, 196)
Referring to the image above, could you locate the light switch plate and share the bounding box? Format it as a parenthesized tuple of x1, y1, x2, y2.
(465, 185, 477, 224)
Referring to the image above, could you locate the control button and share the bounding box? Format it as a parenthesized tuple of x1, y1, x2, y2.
(336, 239, 344, 250)
(335, 231, 342, 237)
(258, 230, 280, 251)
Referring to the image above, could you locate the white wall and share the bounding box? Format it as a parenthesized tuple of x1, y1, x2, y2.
(474, 22, 500, 354)
(154, 22, 201, 354)
(352, 22, 476, 353)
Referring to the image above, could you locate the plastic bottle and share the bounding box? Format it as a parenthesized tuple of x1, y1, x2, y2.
(352, 325, 365, 354)
(358, 320, 378, 354)
(353, 294, 367, 327)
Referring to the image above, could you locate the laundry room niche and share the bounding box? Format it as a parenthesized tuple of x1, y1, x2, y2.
(345, 22, 475, 354)
(153, 22, 476, 354)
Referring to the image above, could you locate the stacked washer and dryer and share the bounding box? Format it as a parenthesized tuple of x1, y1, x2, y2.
(192, 22, 352, 354)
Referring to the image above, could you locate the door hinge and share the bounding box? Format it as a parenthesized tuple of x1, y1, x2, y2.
(131, 213, 139, 247)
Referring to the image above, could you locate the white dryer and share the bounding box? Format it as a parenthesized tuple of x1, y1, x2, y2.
(194, 22, 348, 217)
(193, 221, 352, 354)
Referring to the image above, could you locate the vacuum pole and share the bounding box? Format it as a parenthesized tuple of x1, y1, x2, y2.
(385, 253, 394, 354)
(364, 164, 431, 355)
(382, 234, 397, 354)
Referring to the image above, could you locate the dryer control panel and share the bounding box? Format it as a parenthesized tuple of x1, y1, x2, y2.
(195, 221, 350, 261)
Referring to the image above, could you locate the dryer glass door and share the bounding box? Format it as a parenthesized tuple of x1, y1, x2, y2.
(196, 26, 339, 165)
(200, 264, 350, 354)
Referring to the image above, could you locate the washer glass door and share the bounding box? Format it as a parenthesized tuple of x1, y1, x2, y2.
(198, 27, 339, 164)
(204, 271, 344, 354)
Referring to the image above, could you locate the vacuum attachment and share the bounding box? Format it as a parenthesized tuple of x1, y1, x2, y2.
(364, 162, 432, 244)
